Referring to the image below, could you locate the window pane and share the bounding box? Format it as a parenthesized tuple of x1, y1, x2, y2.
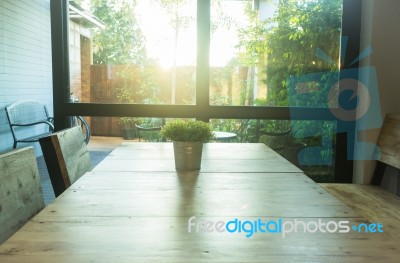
(90, 116, 166, 142)
(209, 0, 343, 107)
(69, 0, 197, 105)
(210, 118, 336, 182)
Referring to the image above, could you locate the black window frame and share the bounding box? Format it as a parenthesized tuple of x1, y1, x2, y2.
(50, 0, 362, 183)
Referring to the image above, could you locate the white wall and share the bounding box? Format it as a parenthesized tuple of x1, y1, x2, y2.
(354, 0, 400, 193)
(0, 0, 53, 154)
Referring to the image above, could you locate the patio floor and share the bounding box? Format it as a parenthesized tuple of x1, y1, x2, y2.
(37, 136, 124, 205)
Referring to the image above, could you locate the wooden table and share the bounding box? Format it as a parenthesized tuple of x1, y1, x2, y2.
(0, 143, 398, 262)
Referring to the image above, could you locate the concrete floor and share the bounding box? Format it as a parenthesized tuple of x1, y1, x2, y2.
(86, 136, 124, 151)
(38, 136, 124, 205)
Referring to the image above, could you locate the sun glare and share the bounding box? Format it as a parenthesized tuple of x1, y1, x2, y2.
(134, 0, 251, 68)
(135, 1, 196, 69)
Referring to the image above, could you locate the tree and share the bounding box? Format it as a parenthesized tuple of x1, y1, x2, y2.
(265, 0, 342, 106)
(236, 2, 268, 106)
(264, 0, 342, 166)
(159, 0, 194, 104)
(90, 0, 146, 64)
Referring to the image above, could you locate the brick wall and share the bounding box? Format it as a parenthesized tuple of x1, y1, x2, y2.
(80, 35, 91, 103)
(69, 21, 92, 101)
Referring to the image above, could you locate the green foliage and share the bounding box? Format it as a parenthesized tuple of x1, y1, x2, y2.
(209, 119, 250, 142)
(236, 2, 268, 67)
(115, 66, 142, 128)
(116, 85, 134, 103)
(265, 0, 342, 106)
(119, 117, 138, 128)
(160, 120, 214, 142)
(115, 63, 162, 104)
(159, 0, 193, 31)
(248, 0, 342, 173)
(138, 62, 163, 103)
(90, 0, 145, 64)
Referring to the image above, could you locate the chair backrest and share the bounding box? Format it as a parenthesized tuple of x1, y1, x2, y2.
(376, 114, 400, 169)
(0, 147, 45, 244)
(39, 126, 92, 197)
(5, 100, 50, 125)
(5, 100, 54, 148)
(135, 124, 163, 142)
(135, 118, 165, 142)
(371, 114, 400, 185)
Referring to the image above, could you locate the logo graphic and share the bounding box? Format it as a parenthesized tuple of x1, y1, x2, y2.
(187, 216, 384, 238)
(287, 36, 382, 165)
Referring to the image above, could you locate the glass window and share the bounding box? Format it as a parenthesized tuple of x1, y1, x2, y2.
(68, 0, 343, 108)
(66, 0, 343, 183)
(209, 0, 343, 107)
(210, 118, 337, 182)
(69, 0, 197, 105)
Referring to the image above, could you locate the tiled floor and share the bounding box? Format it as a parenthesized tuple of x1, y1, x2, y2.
(37, 136, 123, 205)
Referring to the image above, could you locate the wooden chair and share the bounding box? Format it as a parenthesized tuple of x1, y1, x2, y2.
(372, 114, 400, 186)
(39, 126, 92, 197)
(0, 147, 45, 244)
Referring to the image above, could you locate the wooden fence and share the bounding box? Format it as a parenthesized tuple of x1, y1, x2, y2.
(89, 65, 196, 136)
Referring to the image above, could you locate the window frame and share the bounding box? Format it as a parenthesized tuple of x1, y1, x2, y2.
(50, 0, 362, 182)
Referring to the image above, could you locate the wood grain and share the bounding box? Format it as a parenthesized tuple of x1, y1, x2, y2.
(0, 147, 44, 244)
(0, 143, 399, 262)
(52, 126, 92, 184)
(39, 126, 92, 196)
(377, 114, 400, 169)
(320, 183, 400, 241)
(94, 142, 302, 173)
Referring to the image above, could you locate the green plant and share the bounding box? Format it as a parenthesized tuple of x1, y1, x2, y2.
(265, 0, 342, 106)
(91, 0, 145, 65)
(160, 120, 214, 142)
(119, 117, 138, 129)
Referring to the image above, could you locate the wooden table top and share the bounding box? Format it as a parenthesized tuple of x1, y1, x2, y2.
(0, 143, 398, 262)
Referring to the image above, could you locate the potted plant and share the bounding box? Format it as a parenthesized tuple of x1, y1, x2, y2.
(116, 84, 140, 139)
(160, 120, 214, 171)
(119, 117, 139, 140)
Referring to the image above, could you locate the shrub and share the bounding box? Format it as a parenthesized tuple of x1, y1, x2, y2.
(160, 120, 214, 142)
